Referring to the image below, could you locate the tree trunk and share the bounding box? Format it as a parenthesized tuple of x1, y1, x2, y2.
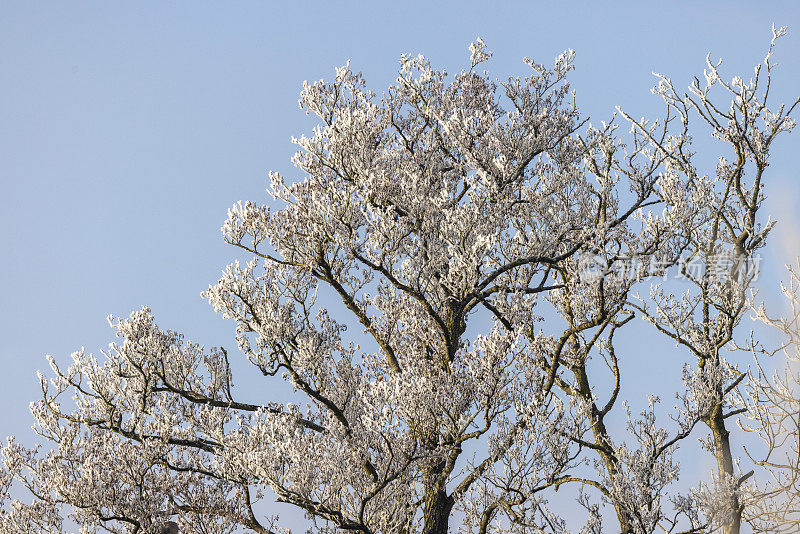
(597, 439, 634, 534)
(421, 485, 453, 534)
(574, 366, 634, 533)
(707, 403, 742, 534)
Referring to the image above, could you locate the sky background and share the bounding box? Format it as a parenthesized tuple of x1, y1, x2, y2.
(2, 1, 800, 530)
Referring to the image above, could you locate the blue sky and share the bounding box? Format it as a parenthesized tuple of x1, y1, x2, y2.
(2, 1, 799, 528)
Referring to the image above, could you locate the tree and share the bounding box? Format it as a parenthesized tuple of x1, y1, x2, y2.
(1, 29, 798, 534)
(736, 263, 800, 533)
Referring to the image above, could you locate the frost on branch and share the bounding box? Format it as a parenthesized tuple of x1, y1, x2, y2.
(3, 32, 799, 534)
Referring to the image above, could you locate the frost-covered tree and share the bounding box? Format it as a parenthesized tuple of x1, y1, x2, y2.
(2, 28, 798, 534)
(737, 264, 800, 533)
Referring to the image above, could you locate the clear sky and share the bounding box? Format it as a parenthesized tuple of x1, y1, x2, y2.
(2, 1, 799, 529)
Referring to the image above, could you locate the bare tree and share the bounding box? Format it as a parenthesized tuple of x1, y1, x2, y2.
(737, 263, 800, 533)
(1, 29, 797, 534)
